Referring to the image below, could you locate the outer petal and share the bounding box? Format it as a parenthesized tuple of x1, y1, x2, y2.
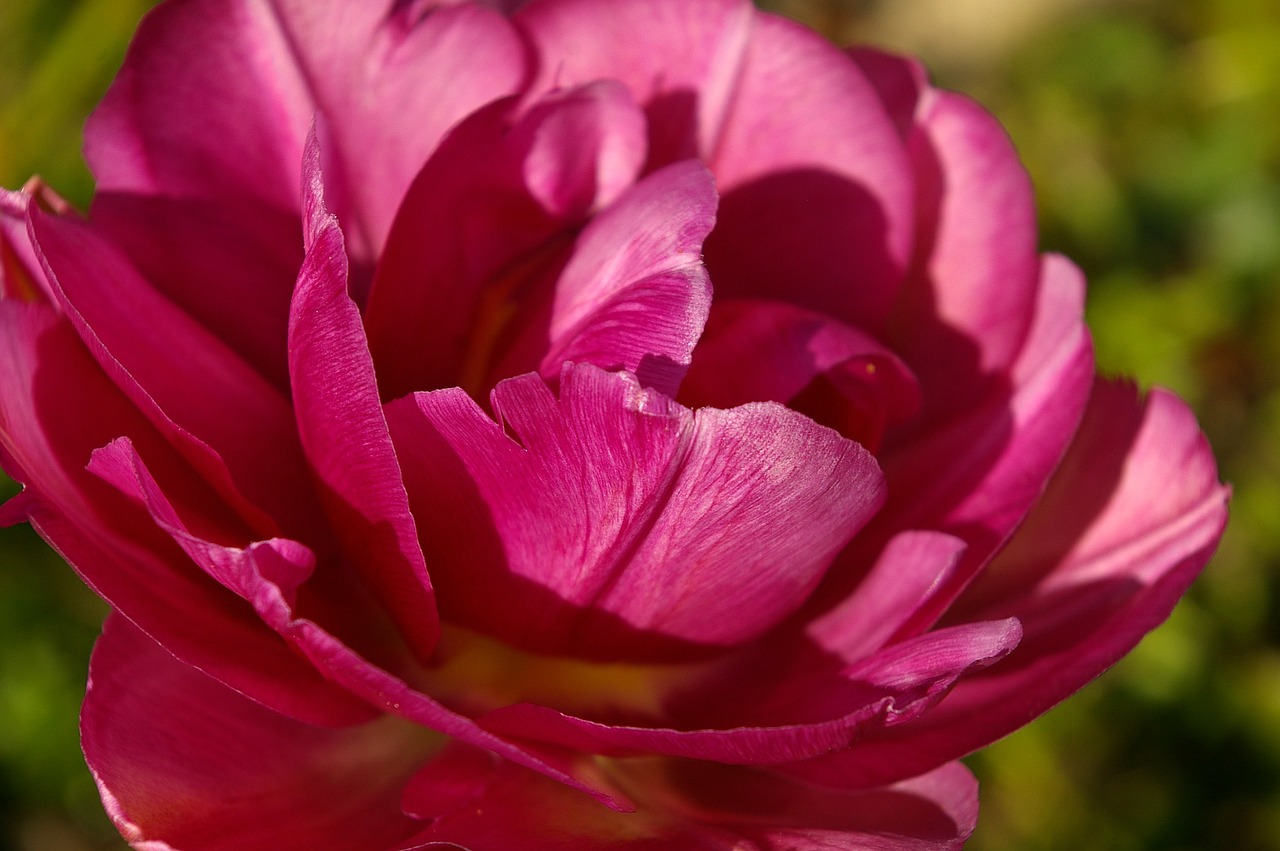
(887, 84, 1039, 418)
(793, 379, 1228, 788)
(30, 204, 314, 539)
(0, 301, 364, 726)
(89, 435, 634, 811)
(389, 363, 884, 661)
(289, 129, 439, 660)
(814, 254, 1094, 630)
(83, 615, 430, 851)
(399, 753, 976, 851)
(86, 0, 526, 256)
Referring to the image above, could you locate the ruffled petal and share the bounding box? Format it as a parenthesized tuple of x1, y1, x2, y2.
(533, 159, 716, 397)
(791, 379, 1227, 788)
(365, 81, 651, 399)
(289, 128, 439, 661)
(389, 363, 883, 661)
(83, 615, 429, 851)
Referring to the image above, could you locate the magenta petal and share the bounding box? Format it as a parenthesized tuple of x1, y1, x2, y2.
(848, 47, 929, 141)
(807, 531, 968, 660)
(891, 89, 1040, 416)
(477, 618, 1018, 765)
(86, 0, 525, 257)
(83, 615, 429, 851)
(400, 757, 976, 850)
(516, 0, 755, 164)
(537, 160, 716, 396)
(289, 129, 440, 660)
(88, 193, 302, 390)
(389, 363, 883, 660)
(87, 434, 630, 810)
(0, 301, 366, 727)
(838, 254, 1093, 629)
(796, 380, 1227, 789)
(703, 12, 914, 330)
(1, 186, 56, 303)
(30, 206, 311, 538)
(681, 298, 921, 448)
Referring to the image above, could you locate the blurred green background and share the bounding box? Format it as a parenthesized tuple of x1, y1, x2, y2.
(1, 0, 1276, 848)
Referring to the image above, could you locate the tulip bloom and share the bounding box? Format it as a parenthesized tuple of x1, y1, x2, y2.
(0, 0, 1227, 848)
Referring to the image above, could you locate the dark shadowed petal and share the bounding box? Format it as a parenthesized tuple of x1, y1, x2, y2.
(476, 618, 1019, 765)
(680, 299, 920, 450)
(89, 193, 302, 391)
(701, 12, 914, 331)
(289, 128, 440, 661)
(788, 379, 1227, 789)
(0, 302, 370, 727)
(83, 615, 430, 851)
(398, 752, 977, 851)
(389, 363, 883, 661)
(30, 205, 315, 539)
(819, 254, 1093, 629)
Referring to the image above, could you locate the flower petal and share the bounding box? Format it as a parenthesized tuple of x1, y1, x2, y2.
(30, 204, 313, 539)
(389, 363, 883, 661)
(680, 299, 921, 450)
(83, 615, 430, 851)
(289, 128, 440, 661)
(477, 619, 1019, 765)
(86, 0, 525, 258)
(532, 159, 716, 397)
(399, 756, 976, 850)
(791, 379, 1227, 788)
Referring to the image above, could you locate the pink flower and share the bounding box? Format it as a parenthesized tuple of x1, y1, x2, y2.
(0, 0, 1227, 848)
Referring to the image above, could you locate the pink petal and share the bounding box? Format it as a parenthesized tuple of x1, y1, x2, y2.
(791, 379, 1227, 788)
(889, 88, 1040, 417)
(88, 193, 302, 390)
(816, 254, 1093, 628)
(289, 128, 440, 661)
(400, 756, 976, 850)
(520, 0, 914, 330)
(477, 619, 1019, 765)
(30, 205, 314, 539)
(848, 47, 929, 142)
(87, 435, 631, 811)
(86, 0, 525, 258)
(389, 363, 883, 661)
(83, 615, 428, 851)
(532, 159, 716, 397)
(1, 184, 61, 303)
(680, 299, 921, 449)
(516, 0, 755, 164)
(701, 12, 914, 330)
(365, 81, 650, 399)
(0, 303, 368, 726)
